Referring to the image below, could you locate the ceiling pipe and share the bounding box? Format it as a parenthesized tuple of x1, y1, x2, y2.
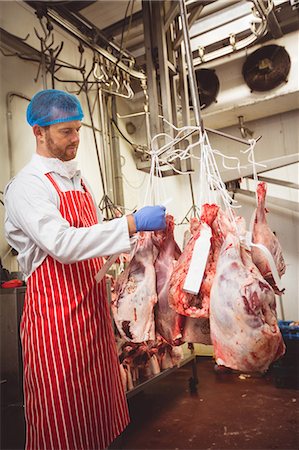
(174, 4, 204, 50)
(192, 0, 275, 66)
(178, 0, 203, 216)
(179, 0, 204, 132)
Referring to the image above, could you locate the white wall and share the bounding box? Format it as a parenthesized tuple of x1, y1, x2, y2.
(1, 1, 298, 322)
(0, 1, 106, 263)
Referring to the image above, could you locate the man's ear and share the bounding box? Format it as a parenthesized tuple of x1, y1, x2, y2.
(32, 125, 44, 138)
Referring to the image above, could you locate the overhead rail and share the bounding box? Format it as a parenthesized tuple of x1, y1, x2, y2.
(25, 1, 146, 81)
(0, 27, 44, 62)
(233, 188, 299, 213)
(221, 153, 299, 183)
(249, 175, 299, 189)
(191, 0, 278, 66)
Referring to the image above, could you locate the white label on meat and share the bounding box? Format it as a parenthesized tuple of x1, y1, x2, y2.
(183, 222, 212, 295)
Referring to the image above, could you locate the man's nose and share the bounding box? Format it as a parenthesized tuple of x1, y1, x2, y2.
(70, 130, 80, 143)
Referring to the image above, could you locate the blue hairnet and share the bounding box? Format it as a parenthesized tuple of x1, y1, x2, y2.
(26, 89, 84, 127)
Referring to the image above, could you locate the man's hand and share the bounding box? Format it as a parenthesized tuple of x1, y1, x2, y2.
(132, 206, 166, 233)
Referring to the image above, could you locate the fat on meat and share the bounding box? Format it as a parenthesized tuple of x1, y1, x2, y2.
(152, 215, 184, 345)
(251, 181, 286, 293)
(168, 204, 224, 318)
(210, 232, 285, 373)
(111, 232, 158, 343)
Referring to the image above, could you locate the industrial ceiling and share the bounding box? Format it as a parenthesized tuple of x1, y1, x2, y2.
(25, 0, 299, 72)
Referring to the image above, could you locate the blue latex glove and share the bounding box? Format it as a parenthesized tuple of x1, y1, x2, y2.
(133, 206, 166, 232)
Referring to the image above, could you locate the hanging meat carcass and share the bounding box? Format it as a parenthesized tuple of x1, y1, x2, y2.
(251, 181, 286, 293)
(168, 206, 217, 318)
(168, 204, 229, 319)
(210, 231, 285, 373)
(154, 214, 209, 345)
(111, 232, 158, 343)
(179, 208, 236, 344)
(152, 215, 185, 345)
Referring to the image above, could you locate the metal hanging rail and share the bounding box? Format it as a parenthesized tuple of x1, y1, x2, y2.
(26, 3, 146, 81)
(205, 127, 262, 146)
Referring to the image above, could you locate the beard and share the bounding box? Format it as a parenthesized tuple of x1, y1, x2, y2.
(45, 132, 78, 161)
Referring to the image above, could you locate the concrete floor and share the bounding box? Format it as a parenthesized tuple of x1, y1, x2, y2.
(117, 357, 299, 450)
(1, 357, 298, 450)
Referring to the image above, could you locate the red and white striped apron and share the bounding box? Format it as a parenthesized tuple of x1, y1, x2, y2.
(21, 173, 129, 450)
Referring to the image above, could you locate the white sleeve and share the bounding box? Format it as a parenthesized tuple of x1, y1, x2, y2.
(4, 176, 131, 264)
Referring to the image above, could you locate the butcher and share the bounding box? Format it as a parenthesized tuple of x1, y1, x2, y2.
(4, 89, 166, 450)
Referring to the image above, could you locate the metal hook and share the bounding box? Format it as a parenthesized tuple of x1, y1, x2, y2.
(93, 60, 105, 81)
(94, 62, 110, 86)
(19, 33, 30, 42)
(112, 74, 120, 92)
(34, 18, 52, 43)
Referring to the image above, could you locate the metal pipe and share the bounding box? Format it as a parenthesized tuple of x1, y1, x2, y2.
(174, 4, 204, 50)
(111, 97, 125, 207)
(6, 92, 31, 178)
(157, 128, 197, 157)
(249, 175, 299, 190)
(205, 127, 262, 146)
(97, 87, 110, 195)
(117, 111, 146, 119)
(179, 0, 203, 132)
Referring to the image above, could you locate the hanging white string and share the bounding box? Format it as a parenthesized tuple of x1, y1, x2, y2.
(200, 131, 239, 232)
(154, 117, 246, 177)
(143, 146, 168, 206)
(146, 117, 265, 233)
(240, 138, 267, 204)
(212, 149, 246, 173)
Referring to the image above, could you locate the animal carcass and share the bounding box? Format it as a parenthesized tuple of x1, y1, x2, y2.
(251, 181, 286, 293)
(168, 204, 220, 318)
(153, 215, 184, 345)
(111, 232, 158, 342)
(210, 232, 285, 373)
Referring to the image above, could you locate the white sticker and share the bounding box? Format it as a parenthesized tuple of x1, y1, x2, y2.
(183, 222, 212, 295)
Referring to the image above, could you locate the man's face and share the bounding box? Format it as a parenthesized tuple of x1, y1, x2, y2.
(43, 120, 82, 161)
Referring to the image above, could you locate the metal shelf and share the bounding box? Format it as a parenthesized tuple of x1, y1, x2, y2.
(126, 354, 198, 399)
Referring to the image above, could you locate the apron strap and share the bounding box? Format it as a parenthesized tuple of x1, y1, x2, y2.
(45, 172, 62, 194)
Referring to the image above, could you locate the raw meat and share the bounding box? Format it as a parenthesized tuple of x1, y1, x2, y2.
(152, 215, 184, 345)
(251, 181, 286, 293)
(119, 341, 150, 383)
(182, 317, 212, 345)
(210, 232, 285, 373)
(119, 363, 128, 392)
(111, 232, 158, 342)
(168, 204, 220, 318)
(155, 336, 184, 369)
